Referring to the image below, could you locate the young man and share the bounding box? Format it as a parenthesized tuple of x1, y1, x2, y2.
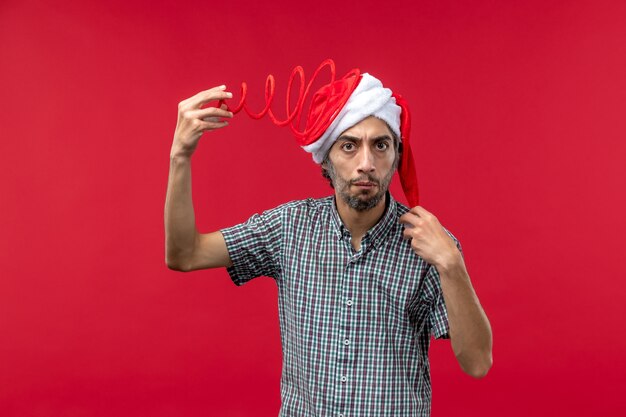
(165, 71, 492, 416)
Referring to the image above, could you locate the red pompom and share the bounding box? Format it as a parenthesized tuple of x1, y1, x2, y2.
(298, 72, 361, 146)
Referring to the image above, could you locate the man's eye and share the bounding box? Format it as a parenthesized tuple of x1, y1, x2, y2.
(376, 142, 389, 150)
(342, 143, 355, 151)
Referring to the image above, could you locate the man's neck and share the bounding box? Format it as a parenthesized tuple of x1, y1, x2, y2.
(334, 193, 388, 245)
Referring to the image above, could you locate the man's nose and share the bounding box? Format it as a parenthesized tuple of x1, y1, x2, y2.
(356, 146, 375, 173)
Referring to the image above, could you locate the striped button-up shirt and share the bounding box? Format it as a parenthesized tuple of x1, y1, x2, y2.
(221, 194, 462, 417)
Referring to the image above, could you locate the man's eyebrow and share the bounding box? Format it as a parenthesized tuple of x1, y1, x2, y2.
(336, 135, 360, 142)
(336, 134, 393, 142)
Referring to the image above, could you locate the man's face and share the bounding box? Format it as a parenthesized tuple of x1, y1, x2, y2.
(324, 116, 399, 212)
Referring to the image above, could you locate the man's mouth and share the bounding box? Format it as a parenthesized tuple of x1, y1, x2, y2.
(352, 181, 377, 188)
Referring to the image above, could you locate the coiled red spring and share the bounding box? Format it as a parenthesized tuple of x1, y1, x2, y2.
(219, 59, 360, 144)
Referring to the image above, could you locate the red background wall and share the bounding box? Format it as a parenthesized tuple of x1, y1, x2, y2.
(1, 0, 625, 416)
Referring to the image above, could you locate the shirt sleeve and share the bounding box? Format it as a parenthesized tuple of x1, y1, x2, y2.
(220, 207, 283, 286)
(424, 265, 450, 339)
(426, 228, 464, 339)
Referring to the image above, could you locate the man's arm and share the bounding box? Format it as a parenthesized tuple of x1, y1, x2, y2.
(400, 206, 493, 378)
(165, 85, 234, 271)
(435, 255, 492, 378)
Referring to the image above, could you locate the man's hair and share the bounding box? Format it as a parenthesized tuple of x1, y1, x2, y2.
(321, 129, 402, 189)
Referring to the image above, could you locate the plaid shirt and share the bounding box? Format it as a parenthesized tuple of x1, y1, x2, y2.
(221, 194, 461, 417)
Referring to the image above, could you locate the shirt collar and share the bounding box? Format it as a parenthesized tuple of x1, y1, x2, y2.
(330, 192, 397, 250)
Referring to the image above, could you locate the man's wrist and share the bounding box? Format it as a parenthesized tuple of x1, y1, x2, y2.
(170, 151, 192, 163)
(435, 251, 465, 276)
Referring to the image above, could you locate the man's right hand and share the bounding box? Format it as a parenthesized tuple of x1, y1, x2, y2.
(170, 85, 234, 158)
(165, 85, 235, 272)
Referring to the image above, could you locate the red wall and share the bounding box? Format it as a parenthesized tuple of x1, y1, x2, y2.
(1, 0, 625, 416)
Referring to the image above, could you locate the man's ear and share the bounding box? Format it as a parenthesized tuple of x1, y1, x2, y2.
(321, 151, 332, 169)
(397, 142, 404, 168)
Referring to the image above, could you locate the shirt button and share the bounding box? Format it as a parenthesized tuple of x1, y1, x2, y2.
(344, 339, 350, 346)
(339, 414, 344, 417)
(346, 299, 353, 306)
(341, 376, 348, 382)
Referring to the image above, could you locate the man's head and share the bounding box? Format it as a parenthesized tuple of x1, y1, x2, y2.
(321, 116, 401, 211)
(300, 70, 419, 207)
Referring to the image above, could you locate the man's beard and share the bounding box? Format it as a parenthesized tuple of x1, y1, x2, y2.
(326, 161, 396, 212)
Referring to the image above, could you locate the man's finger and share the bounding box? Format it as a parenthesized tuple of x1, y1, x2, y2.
(198, 119, 229, 130)
(191, 107, 234, 120)
(399, 212, 420, 226)
(187, 86, 233, 109)
(411, 206, 437, 223)
(409, 205, 429, 216)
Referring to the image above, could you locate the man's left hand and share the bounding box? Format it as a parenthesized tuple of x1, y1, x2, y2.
(399, 206, 462, 270)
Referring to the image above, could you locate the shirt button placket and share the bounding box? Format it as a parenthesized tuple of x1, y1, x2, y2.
(335, 247, 356, 417)
(338, 252, 356, 417)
